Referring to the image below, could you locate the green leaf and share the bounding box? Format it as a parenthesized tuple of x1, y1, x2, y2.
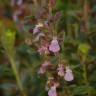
(78, 43, 90, 54)
(1, 29, 16, 53)
(70, 85, 88, 95)
(16, 44, 41, 64)
(55, 0, 69, 11)
(0, 65, 13, 77)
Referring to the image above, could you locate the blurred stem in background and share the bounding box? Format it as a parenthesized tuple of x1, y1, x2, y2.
(7, 53, 27, 96)
(82, 1, 91, 95)
(83, 0, 90, 33)
(81, 54, 91, 96)
(0, 24, 27, 96)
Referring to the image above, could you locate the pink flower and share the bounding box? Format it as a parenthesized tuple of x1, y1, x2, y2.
(38, 67, 46, 74)
(33, 27, 39, 34)
(42, 61, 50, 67)
(48, 85, 57, 96)
(38, 45, 49, 55)
(50, 0, 56, 6)
(64, 66, 74, 81)
(33, 23, 43, 34)
(13, 10, 22, 22)
(57, 65, 64, 77)
(38, 61, 50, 74)
(49, 38, 60, 53)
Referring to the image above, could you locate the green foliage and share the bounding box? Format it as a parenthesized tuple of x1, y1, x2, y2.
(0, 0, 96, 96)
(1, 29, 16, 53)
(78, 43, 90, 54)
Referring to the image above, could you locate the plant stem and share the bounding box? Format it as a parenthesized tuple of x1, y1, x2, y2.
(7, 53, 27, 96)
(81, 55, 91, 96)
(81, 0, 91, 95)
(83, 0, 89, 33)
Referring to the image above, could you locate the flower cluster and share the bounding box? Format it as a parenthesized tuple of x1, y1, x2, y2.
(17, 0, 74, 96)
(38, 60, 74, 96)
(29, 1, 74, 95)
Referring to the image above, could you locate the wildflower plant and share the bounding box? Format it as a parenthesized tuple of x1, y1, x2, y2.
(0, 0, 96, 96)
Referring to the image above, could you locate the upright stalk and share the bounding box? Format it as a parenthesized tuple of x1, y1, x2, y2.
(82, 0, 91, 95)
(83, 0, 89, 33)
(6, 51, 27, 96)
(81, 55, 91, 96)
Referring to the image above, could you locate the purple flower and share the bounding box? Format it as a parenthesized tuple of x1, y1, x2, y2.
(42, 61, 50, 67)
(38, 45, 49, 55)
(57, 65, 64, 77)
(50, 0, 56, 7)
(38, 61, 50, 74)
(48, 85, 57, 96)
(33, 23, 43, 34)
(64, 66, 74, 81)
(33, 27, 39, 34)
(49, 38, 60, 53)
(13, 10, 22, 22)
